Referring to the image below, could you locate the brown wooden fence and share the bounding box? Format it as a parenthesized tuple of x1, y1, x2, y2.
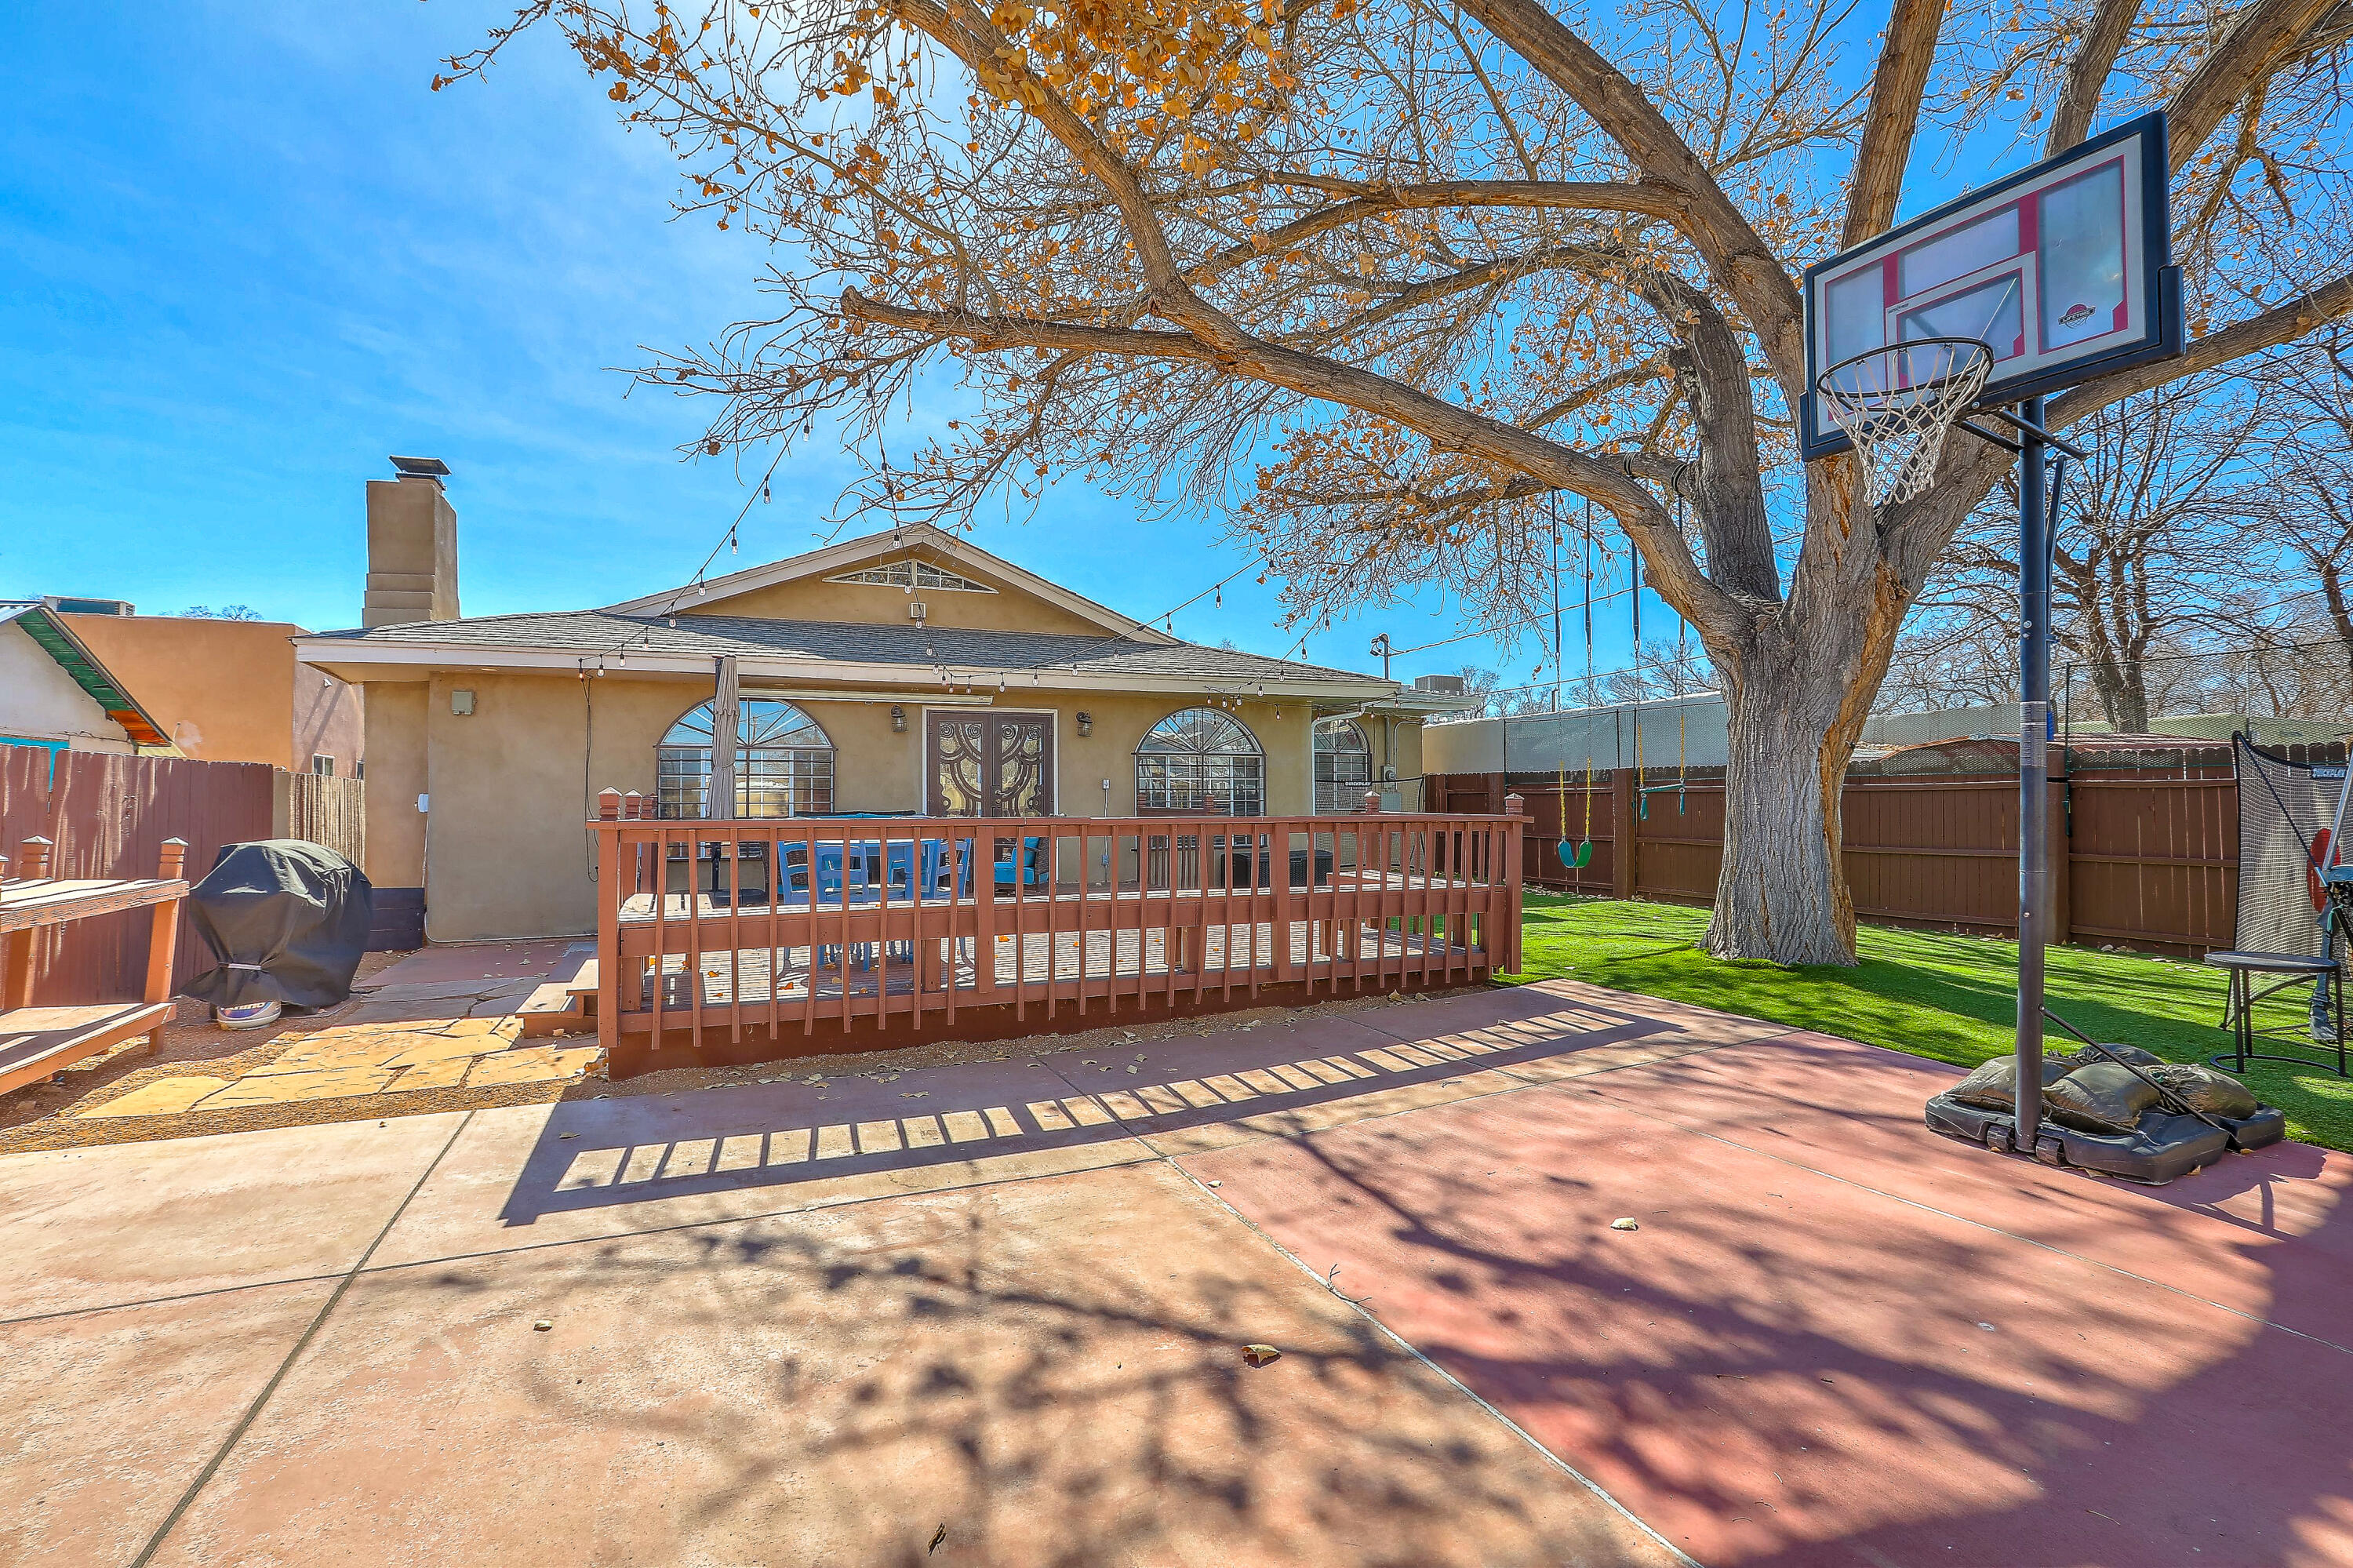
(0, 748, 275, 1004)
(591, 792, 1526, 1076)
(1429, 767, 2237, 958)
(276, 772, 365, 868)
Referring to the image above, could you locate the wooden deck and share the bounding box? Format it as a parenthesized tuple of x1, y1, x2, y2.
(0, 839, 188, 1094)
(0, 1001, 176, 1097)
(591, 806, 1529, 1075)
(0, 875, 188, 933)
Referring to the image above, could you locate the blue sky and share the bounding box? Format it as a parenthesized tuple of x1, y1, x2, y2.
(0, 3, 2020, 695)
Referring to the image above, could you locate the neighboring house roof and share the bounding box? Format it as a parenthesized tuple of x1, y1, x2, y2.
(300, 609, 1406, 698)
(602, 522, 1181, 646)
(0, 602, 171, 746)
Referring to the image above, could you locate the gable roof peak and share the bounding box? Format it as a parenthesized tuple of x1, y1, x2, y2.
(602, 521, 1177, 645)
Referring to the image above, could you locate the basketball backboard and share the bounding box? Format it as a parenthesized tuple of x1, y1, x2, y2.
(1799, 111, 2181, 459)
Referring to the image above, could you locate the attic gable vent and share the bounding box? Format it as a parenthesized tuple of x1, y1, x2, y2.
(826, 558, 996, 594)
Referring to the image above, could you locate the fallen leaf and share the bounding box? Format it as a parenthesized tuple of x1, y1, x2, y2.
(1611, 1217, 1640, 1231)
(1242, 1344, 1282, 1367)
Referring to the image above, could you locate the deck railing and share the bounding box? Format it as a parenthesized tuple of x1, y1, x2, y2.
(590, 790, 1526, 1064)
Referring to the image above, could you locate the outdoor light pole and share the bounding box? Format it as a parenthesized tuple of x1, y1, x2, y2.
(2015, 397, 2052, 1151)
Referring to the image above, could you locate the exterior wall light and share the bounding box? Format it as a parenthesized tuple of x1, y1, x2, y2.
(890, 704, 907, 733)
(1075, 711, 1093, 737)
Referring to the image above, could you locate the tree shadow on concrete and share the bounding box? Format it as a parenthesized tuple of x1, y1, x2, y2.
(1190, 1031, 2353, 1566)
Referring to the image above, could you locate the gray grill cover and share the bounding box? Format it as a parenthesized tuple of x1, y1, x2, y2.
(184, 841, 374, 1010)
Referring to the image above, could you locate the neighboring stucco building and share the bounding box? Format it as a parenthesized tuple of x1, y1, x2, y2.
(1, 598, 364, 775)
(60, 611, 364, 775)
(299, 463, 1472, 943)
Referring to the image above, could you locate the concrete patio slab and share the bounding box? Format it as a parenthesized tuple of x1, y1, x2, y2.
(366, 1067, 1173, 1266)
(9, 977, 2348, 1567)
(144, 1162, 1678, 1568)
(352, 940, 587, 989)
(0, 1279, 333, 1568)
(1583, 1032, 2353, 1346)
(1183, 1039, 2353, 1567)
(0, 1113, 460, 1319)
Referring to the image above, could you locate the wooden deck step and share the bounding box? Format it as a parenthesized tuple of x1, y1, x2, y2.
(0, 1002, 173, 1097)
(516, 947, 599, 1038)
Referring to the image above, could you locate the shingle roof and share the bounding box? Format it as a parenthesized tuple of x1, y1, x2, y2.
(306, 610, 1387, 687)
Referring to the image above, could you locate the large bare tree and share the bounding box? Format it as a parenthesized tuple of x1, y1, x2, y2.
(2252, 329, 2353, 684)
(1904, 377, 2258, 732)
(449, 0, 2353, 962)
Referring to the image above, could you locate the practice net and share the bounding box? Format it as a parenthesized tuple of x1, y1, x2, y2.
(2235, 733, 2351, 961)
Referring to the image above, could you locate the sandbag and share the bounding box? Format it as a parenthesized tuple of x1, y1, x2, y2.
(1947, 1054, 2073, 1111)
(2084, 1042, 2163, 1067)
(2147, 1062, 2261, 1119)
(2046, 1062, 2162, 1135)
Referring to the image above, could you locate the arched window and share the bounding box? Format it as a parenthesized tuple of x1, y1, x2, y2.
(1136, 708, 1264, 815)
(657, 699, 834, 818)
(1314, 718, 1372, 813)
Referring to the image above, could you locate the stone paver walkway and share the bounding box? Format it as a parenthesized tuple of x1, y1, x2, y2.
(4, 979, 2347, 1566)
(65, 944, 601, 1122)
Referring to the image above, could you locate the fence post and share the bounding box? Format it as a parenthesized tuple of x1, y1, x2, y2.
(1610, 771, 1636, 900)
(595, 813, 621, 1057)
(1502, 793, 1527, 973)
(145, 839, 187, 1006)
(20, 837, 53, 881)
(2048, 777, 2071, 947)
(1363, 789, 1383, 814)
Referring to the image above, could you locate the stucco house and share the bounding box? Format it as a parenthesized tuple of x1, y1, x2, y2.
(298, 462, 1473, 944)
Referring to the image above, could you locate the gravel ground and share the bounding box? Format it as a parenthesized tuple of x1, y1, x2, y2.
(0, 966, 1486, 1155)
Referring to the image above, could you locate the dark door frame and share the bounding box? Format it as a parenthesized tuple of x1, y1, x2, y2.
(924, 708, 1058, 816)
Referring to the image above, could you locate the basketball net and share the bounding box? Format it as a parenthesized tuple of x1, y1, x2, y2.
(1814, 337, 1993, 508)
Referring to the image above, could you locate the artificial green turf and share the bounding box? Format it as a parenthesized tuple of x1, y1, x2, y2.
(1502, 895, 2353, 1155)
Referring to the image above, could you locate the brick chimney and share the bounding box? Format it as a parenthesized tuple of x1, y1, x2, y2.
(363, 457, 460, 628)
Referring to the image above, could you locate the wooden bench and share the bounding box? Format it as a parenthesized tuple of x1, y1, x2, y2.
(0, 837, 189, 1097)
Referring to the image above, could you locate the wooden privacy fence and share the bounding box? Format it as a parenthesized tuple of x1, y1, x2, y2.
(1430, 767, 2236, 957)
(591, 791, 1527, 1075)
(0, 747, 275, 1004)
(275, 772, 365, 868)
(0, 748, 373, 1006)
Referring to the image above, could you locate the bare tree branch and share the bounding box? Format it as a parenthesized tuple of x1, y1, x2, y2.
(1842, 0, 1947, 247)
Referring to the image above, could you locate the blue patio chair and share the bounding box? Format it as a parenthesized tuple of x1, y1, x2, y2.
(994, 836, 1045, 890)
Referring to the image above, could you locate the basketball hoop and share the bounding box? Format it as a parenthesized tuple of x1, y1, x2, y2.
(1813, 337, 1994, 508)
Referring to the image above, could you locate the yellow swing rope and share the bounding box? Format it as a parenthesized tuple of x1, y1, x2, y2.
(1555, 500, 1597, 874)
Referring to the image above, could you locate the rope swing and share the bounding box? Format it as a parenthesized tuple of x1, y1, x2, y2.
(1633, 495, 1691, 819)
(1557, 496, 1595, 871)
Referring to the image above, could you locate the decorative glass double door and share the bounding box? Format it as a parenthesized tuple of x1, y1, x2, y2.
(927, 713, 1053, 817)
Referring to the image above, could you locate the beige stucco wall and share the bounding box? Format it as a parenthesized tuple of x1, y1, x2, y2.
(388, 668, 1356, 940)
(363, 682, 429, 890)
(689, 547, 1112, 637)
(58, 613, 365, 773)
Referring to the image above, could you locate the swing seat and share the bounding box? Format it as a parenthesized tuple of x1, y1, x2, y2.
(1557, 839, 1593, 870)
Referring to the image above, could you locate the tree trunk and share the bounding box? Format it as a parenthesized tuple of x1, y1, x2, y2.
(1704, 650, 1859, 966)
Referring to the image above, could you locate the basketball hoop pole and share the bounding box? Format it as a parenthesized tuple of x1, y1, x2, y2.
(2016, 395, 2053, 1151)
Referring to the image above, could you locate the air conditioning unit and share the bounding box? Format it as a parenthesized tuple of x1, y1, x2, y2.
(42, 596, 135, 617)
(1413, 673, 1466, 695)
